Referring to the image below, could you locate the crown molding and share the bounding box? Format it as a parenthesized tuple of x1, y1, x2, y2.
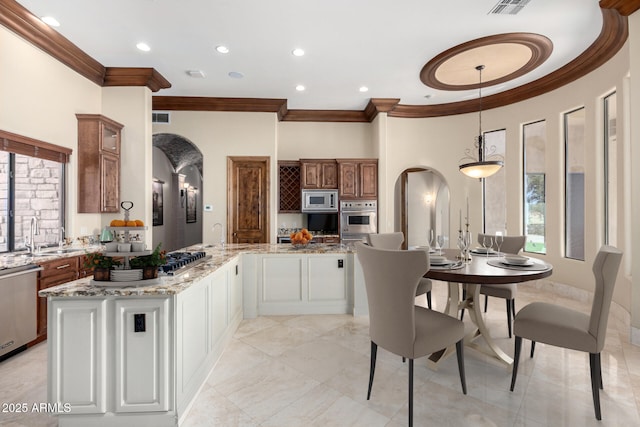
(600, 0, 640, 16)
(387, 7, 628, 118)
(0, 1, 169, 92)
(104, 68, 171, 92)
(0, 0, 105, 85)
(282, 110, 369, 122)
(153, 96, 289, 121)
(1, 0, 631, 122)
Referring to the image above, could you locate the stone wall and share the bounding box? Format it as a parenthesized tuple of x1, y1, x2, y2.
(0, 154, 63, 251)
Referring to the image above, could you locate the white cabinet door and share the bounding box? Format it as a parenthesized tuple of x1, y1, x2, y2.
(257, 254, 350, 315)
(177, 276, 210, 403)
(308, 255, 347, 301)
(49, 299, 107, 414)
(210, 269, 228, 347)
(261, 256, 303, 302)
(114, 298, 170, 413)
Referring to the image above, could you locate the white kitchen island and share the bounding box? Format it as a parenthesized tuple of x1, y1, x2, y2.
(39, 243, 356, 427)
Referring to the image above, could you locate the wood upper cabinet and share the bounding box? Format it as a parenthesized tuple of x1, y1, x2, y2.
(337, 159, 378, 199)
(77, 114, 123, 213)
(300, 159, 338, 189)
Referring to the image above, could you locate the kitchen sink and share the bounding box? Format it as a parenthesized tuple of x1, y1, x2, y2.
(31, 248, 85, 256)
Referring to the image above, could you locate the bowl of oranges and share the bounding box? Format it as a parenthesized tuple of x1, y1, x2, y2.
(290, 228, 313, 248)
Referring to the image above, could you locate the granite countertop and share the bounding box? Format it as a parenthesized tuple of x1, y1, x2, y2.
(38, 243, 354, 298)
(0, 244, 104, 271)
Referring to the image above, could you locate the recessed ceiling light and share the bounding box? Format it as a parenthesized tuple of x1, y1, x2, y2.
(136, 42, 151, 52)
(187, 70, 206, 78)
(296, 85, 305, 91)
(216, 45, 230, 54)
(359, 86, 369, 93)
(41, 16, 60, 27)
(228, 71, 244, 79)
(292, 48, 305, 57)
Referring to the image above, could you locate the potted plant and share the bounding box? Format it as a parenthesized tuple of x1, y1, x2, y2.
(83, 252, 121, 281)
(129, 243, 167, 279)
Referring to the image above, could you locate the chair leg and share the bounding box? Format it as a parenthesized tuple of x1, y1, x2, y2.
(408, 359, 414, 427)
(599, 356, 604, 390)
(506, 299, 513, 338)
(511, 299, 516, 320)
(484, 294, 488, 312)
(426, 291, 432, 309)
(460, 287, 467, 320)
(510, 336, 522, 391)
(367, 341, 377, 400)
(589, 353, 602, 420)
(455, 340, 467, 394)
(530, 341, 536, 358)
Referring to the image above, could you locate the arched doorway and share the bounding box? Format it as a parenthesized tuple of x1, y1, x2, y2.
(398, 167, 450, 250)
(152, 133, 203, 251)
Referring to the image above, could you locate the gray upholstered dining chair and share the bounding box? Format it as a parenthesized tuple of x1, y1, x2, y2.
(460, 233, 526, 338)
(510, 245, 623, 420)
(367, 232, 433, 309)
(356, 242, 467, 427)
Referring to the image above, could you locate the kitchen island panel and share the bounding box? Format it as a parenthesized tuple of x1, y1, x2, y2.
(49, 299, 107, 415)
(115, 298, 170, 413)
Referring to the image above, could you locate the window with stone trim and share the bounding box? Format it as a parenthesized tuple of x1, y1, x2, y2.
(0, 130, 69, 253)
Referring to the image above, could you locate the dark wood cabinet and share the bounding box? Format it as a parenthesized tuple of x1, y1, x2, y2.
(300, 159, 338, 189)
(278, 161, 301, 212)
(337, 159, 378, 199)
(36, 256, 80, 340)
(77, 114, 123, 213)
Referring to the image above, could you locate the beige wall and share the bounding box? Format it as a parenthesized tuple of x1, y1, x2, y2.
(102, 87, 154, 239)
(152, 111, 278, 243)
(0, 25, 102, 238)
(277, 121, 373, 159)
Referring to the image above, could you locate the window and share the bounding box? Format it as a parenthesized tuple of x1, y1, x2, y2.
(523, 120, 546, 254)
(604, 92, 617, 246)
(0, 130, 70, 253)
(483, 129, 506, 235)
(564, 107, 585, 260)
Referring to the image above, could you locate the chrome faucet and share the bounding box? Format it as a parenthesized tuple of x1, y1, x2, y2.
(59, 226, 65, 248)
(25, 216, 40, 255)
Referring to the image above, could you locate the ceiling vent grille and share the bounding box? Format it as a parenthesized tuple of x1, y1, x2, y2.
(152, 112, 170, 124)
(489, 0, 531, 15)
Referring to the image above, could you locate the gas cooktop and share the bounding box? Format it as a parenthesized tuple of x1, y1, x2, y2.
(161, 251, 211, 275)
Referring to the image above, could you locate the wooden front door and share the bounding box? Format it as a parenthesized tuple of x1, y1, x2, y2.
(227, 156, 270, 243)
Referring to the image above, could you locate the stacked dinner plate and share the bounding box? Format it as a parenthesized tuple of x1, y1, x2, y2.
(110, 269, 143, 282)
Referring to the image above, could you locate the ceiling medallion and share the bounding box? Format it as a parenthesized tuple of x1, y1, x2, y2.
(420, 33, 552, 91)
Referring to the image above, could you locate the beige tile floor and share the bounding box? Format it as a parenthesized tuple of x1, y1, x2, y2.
(2, 280, 640, 426)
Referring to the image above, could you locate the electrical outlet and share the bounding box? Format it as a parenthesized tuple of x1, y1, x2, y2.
(134, 314, 146, 332)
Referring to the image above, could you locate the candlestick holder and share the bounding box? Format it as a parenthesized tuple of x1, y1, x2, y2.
(457, 223, 472, 262)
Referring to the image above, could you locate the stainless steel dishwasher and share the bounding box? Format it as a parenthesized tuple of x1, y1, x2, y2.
(0, 264, 43, 360)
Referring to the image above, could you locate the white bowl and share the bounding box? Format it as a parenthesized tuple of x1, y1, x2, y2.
(430, 255, 448, 265)
(503, 255, 529, 265)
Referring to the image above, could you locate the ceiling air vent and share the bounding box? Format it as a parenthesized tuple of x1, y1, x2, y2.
(489, 0, 531, 15)
(152, 112, 170, 124)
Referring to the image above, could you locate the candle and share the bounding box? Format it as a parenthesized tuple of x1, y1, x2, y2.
(459, 209, 462, 230)
(466, 198, 469, 224)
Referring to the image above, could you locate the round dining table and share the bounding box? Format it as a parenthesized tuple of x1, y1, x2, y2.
(424, 248, 553, 368)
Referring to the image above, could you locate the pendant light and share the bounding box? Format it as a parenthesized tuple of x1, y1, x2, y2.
(459, 65, 504, 179)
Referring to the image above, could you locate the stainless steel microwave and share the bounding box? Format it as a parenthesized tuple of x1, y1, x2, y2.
(301, 189, 338, 212)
